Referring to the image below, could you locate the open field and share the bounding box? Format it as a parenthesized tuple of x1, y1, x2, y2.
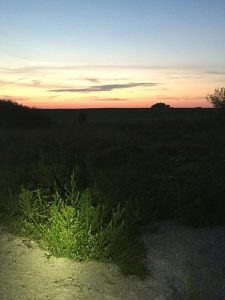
(0, 107, 225, 298)
(2, 1, 225, 298)
(1, 108, 224, 227)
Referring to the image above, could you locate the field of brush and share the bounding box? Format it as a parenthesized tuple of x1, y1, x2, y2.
(1, 106, 225, 276)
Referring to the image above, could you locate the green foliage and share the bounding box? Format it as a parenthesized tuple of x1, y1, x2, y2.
(207, 87, 225, 109)
(19, 188, 49, 223)
(16, 173, 147, 276)
(1, 107, 225, 236)
(185, 275, 196, 300)
(0, 189, 20, 216)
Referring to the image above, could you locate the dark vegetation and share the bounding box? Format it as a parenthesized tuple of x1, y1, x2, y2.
(0, 99, 51, 129)
(151, 102, 171, 109)
(1, 99, 225, 276)
(207, 87, 225, 109)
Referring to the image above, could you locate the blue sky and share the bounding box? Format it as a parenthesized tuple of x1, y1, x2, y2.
(0, 0, 225, 108)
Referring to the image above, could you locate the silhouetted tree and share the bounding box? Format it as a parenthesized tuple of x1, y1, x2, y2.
(207, 87, 225, 109)
(151, 102, 171, 110)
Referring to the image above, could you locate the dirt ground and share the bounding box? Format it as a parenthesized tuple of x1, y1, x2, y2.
(0, 221, 225, 300)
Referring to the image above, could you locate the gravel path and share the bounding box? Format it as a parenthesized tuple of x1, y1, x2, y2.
(0, 222, 225, 299)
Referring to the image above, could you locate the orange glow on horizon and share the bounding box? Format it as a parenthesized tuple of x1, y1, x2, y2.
(25, 97, 212, 109)
(0, 65, 218, 109)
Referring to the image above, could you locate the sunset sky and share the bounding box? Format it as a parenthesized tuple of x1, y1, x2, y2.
(0, 0, 225, 108)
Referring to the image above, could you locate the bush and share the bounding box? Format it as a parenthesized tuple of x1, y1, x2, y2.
(0, 99, 51, 129)
(151, 102, 171, 110)
(206, 87, 225, 109)
(17, 173, 147, 276)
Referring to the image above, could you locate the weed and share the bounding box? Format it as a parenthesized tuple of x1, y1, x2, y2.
(16, 173, 147, 276)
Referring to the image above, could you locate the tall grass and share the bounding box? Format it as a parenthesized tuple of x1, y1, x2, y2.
(16, 173, 147, 276)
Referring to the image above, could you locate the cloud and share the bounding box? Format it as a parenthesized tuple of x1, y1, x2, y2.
(0, 64, 215, 74)
(0, 77, 73, 90)
(203, 70, 225, 75)
(0, 64, 224, 82)
(155, 95, 205, 101)
(0, 77, 26, 86)
(49, 82, 159, 93)
(168, 75, 203, 80)
(71, 77, 130, 83)
(83, 78, 100, 83)
(93, 97, 128, 101)
(32, 80, 42, 86)
(0, 94, 30, 102)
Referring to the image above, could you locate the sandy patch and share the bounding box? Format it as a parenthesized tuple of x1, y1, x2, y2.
(0, 222, 225, 299)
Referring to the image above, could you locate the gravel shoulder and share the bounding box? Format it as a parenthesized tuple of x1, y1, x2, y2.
(0, 221, 225, 300)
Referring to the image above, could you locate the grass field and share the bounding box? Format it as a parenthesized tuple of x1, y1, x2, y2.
(1, 105, 225, 276)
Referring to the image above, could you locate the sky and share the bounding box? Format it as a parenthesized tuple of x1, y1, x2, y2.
(0, 0, 225, 108)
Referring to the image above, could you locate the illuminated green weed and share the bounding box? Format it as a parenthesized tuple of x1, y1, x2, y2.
(17, 173, 147, 276)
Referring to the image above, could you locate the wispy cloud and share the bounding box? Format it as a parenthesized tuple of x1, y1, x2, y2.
(0, 64, 218, 74)
(0, 78, 73, 90)
(93, 97, 128, 101)
(49, 82, 159, 93)
(0, 77, 26, 86)
(155, 95, 206, 101)
(1, 64, 225, 80)
(32, 79, 42, 86)
(0, 94, 30, 102)
(83, 78, 100, 83)
(203, 70, 225, 75)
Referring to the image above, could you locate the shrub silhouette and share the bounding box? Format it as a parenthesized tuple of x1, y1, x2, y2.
(0, 99, 50, 129)
(207, 87, 225, 109)
(151, 102, 171, 109)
